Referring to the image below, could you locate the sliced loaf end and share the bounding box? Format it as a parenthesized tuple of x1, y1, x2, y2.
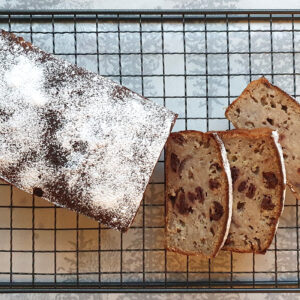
(225, 77, 299, 198)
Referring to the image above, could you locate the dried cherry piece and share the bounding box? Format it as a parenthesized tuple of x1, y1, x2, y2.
(263, 172, 278, 189)
(209, 201, 224, 221)
(246, 183, 256, 198)
(209, 179, 220, 190)
(231, 166, 240, 184)
(261, 195, 275, 210)
(238, 181, 247, 192)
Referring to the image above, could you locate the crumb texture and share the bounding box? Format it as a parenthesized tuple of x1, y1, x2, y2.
(166, 131, 231, 258)
(226, 77, 299, 198)
(218, 129, 285, 253)
(0, 31, 176, 231)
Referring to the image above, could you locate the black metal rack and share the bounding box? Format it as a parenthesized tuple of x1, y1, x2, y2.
(0, 9, 299, 293)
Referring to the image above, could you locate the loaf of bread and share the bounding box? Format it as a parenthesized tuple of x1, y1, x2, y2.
(226, 77, 299, 198)
(217, 129, 286, 253)
(165, 131, 232, 258)
(0, 30, 176, 231)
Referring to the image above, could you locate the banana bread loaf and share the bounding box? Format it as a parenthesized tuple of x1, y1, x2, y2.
(0, 30, 176, 231)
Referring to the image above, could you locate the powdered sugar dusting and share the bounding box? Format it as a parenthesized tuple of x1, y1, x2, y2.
(272, 131, 286, 186)
(0, 31, 176, 231)
(271, 130, 287, 233)
(212, 132, 233, 249)
(5, 55, 48, 106)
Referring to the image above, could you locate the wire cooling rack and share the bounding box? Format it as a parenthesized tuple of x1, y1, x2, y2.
(0, 9, 300, 293)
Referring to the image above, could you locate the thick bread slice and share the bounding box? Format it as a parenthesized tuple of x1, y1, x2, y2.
(165, 131, 232, 258)
(217, 129, 286, 253)
(225, 77, 299, 197)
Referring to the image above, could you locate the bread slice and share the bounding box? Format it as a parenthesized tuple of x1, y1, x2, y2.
(226, 77, 299, 198)
(217, 129, 286, 253)
(165, 131, 232, 258)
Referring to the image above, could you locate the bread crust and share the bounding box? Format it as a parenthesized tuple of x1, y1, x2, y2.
(226, 77, 300, 121)
(165, 130, 232, 258)
(216, 128, 285, 254)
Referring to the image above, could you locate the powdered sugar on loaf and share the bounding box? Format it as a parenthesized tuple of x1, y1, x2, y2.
(0, 31, 176, 231)
(5, 55, 48, 106)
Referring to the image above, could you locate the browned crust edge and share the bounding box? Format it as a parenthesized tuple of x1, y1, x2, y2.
(217, 128, 285, 253)
(165, 130, 231, 258)
(214, 128, 273, 139)
(221, 248, 267, 255)
(0, 30, 178, 232)
(225, 76, 300, 121)
(225, 76, 298, 198)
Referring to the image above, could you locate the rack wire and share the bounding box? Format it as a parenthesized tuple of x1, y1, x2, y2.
(0, 9, 300, 293)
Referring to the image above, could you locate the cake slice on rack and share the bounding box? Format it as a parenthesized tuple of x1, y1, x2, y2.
(226, 77, 299, 199)
(0, 30, 176, 231)
(217, 129, 286, 253)
(165, 131, 232, 258)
